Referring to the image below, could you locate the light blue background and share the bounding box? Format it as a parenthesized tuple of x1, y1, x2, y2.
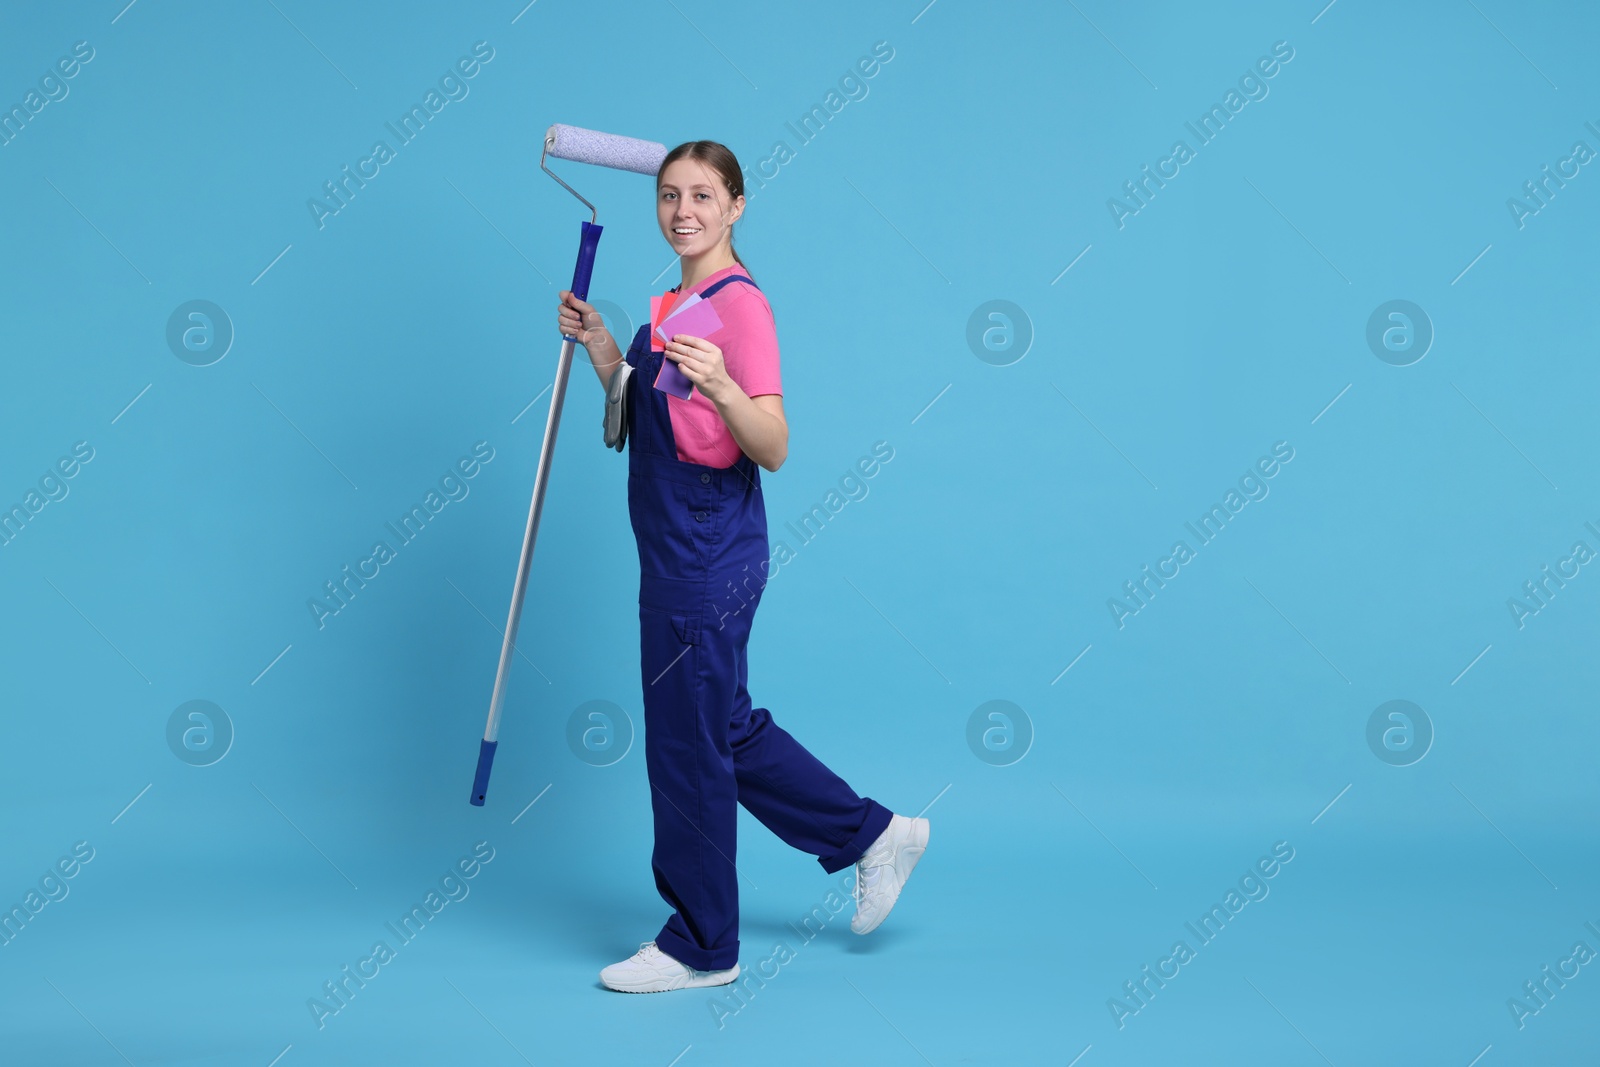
(2, 1, 1597, 1064)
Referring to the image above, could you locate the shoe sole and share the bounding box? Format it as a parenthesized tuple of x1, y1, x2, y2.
(853, 817, 930, 935)
(602, 962, 741, 994)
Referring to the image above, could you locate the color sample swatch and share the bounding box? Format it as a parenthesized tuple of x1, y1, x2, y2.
(648, 291, 683, 352)
(656, 297, 723, 348)
(652, 294, 725, 400)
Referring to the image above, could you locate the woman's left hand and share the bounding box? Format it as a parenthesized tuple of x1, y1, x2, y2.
(663, 335, 733, 403)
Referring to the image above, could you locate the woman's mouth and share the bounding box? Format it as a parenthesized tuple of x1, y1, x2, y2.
(672, 227, 701, 240)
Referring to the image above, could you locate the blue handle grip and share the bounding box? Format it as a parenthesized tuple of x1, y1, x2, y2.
(561, 220, 604, 342)
(570, 220, 603, 300)
(470, 738, 498, 806)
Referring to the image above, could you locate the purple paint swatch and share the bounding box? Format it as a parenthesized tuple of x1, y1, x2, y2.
(654, 299, 725, 400)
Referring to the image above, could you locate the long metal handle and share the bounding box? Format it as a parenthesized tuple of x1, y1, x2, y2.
(473, 220, 603, 806)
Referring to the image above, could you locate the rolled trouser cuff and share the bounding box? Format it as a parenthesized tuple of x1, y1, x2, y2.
(654, 926, 739, 973)
(817, 798, 894, 874)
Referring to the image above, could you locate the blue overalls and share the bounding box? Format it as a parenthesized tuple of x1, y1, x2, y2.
(623, 273, 893, 972)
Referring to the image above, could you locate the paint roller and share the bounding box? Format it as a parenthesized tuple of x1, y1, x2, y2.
(471, 124, 667, 806)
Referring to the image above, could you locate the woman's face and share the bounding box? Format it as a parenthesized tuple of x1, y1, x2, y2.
(657, 158, 743, 257)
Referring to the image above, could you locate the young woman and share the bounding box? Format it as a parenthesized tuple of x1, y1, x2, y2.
(557, 140, 931, 994)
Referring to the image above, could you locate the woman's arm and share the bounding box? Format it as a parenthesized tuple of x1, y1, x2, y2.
(664, 334, 788, 472)
(712, 389, 787, 472)
(558, 290, 625, 389)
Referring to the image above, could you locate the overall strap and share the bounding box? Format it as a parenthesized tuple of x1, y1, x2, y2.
(699, 274, 760, 300)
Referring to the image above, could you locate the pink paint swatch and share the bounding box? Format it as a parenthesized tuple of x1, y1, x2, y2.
(654, 298, 725, 399)
(655, 297, 723, 347)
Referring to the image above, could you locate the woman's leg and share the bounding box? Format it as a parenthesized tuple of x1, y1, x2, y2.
(723, 611, 893, 874)
(639, 604, 742, 973)
(638, 572, 892, 973)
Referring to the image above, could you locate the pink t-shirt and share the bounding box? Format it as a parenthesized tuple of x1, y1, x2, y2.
(661, 264, 782, 467)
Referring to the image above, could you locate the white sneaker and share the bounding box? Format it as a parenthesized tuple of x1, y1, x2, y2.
(599, 940, 740, 993)
(851, 813, 930, 935)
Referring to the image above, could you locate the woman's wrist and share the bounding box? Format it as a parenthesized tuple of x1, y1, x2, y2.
(586, 333, 623, 370)
(702, 371, 741, 410)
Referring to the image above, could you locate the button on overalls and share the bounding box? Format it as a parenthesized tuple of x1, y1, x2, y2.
(623, 273, 893, 972)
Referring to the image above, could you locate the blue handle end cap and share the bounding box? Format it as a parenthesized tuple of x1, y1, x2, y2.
(470, 739, 498, 806)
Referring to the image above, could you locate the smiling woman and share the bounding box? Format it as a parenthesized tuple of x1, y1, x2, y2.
(557, 138, 930, 996)
(649, 147, 788, 471)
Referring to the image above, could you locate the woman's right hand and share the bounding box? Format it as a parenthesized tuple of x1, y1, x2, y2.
(558, 291, 609, 349)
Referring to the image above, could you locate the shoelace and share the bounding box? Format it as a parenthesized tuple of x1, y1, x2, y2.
(856, 849, 888, 908)
(639, 940, 717, 979)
